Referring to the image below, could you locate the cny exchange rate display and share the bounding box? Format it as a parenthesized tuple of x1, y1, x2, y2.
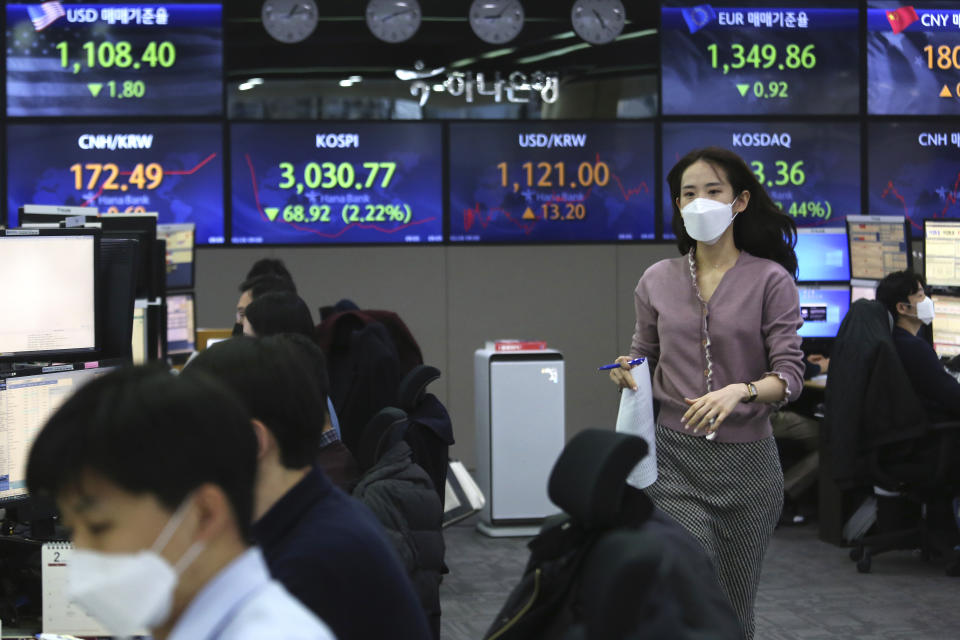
(661, 2, 860, 115)
(868, 2, 960, 114)
(448, 122, 656, 243)
(230, 123, 443, 245)
(661, 121, 861, 238)
(6, 3, 222, 116)
(868, 121, 960, 237)
(6, 122, 225, 244)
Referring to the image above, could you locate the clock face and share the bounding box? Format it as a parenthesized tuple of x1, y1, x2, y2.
(469, 0, 525, 45)
(571, 0, 625, 45)
(366, 0, 422, 44)
(262, 0, 319, 44)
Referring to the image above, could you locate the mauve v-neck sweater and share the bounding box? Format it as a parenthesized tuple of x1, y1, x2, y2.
(630, 251, 804, 443)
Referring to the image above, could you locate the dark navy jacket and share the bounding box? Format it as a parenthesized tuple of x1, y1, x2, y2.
(253, 466, 432, 640)
(892, 326, 960, 419)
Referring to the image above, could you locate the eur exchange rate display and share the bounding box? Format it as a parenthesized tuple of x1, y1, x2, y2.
(448, 122, 656, 243)
(6, 122, 225, 244)
(661, 2, 859, 115)
(661, 121, 861, 238)
(230, 123, 443, 245)
(6, 3, 222, 116)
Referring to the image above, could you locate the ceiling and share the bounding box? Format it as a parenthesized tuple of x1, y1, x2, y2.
(224, 1, 659, 82)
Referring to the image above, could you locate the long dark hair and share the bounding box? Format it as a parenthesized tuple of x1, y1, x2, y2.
(667, 146, 798, 277)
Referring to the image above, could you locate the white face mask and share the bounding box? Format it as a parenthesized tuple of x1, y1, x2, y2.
(914, 296, 935, 325)
(680, 197, 738, 245)
(67, 498, 206, 637)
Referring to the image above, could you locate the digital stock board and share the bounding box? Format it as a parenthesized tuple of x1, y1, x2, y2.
(230, 123, 443, 244)
(868, 121, 960, 237)
(661, 121, 861, 238)
(661, 2, 860, 115)
(868, 1, 960, 114)
(6, 122, 225, 243)
(6, 3, 222, 116)
(448, 122, 656, 243)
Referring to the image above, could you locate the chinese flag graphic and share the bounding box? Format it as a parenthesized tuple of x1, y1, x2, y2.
(887, 6, 919, 34)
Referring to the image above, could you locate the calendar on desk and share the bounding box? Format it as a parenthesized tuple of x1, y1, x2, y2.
(40, 542, 109, 637)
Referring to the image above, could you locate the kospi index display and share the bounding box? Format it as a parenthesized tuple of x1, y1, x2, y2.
(661, 3, 860, 115)
(661, 121, 861, 238)
(868, 121, 960, 237)
(448, 123, 656, 243)
(868, 2, 960, 114)
(6, 123, 225, 244)
(6, 3, 222, 116)
(230, 123, 443, 245)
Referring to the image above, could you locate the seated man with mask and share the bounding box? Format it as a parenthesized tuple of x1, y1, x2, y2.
(876, 270, 960, 420)
(25, 367, 335, 640)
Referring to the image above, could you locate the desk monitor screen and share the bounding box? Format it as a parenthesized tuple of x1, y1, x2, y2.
(796, 228, 850, 282)
(157, 223, 194, 290)
(448, 121, 656, 242)
(847, 215, 910, 279)
(6, 122, 225, 244)
(0, 229, 98, 360)
(851, 278, 879, 303)
(925, 220, 960, 287)
(166, 293, 195, 355)
(132, 304, 148, 365)
(0, 364, 117, 504)
(798, 284, 851, 338)
(932, 294, 960, 358)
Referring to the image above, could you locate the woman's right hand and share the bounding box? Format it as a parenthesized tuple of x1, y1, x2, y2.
(608, 355, 639, 391)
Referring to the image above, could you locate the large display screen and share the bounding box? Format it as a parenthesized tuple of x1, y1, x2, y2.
(867, 121, 960, 238)
(661, 2, 860, 115)
(6, 122, 225, 244)
(6, 3, 222, 117)
(230, 123, 443, 245)
(661, 121, 861, 238)
(868, 2, 960, 115)
(448, 122, 656, 243)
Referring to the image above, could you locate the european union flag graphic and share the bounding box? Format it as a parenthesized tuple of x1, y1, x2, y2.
(682, 4, 717, 34)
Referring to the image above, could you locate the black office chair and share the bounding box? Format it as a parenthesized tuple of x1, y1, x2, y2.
(824, 299, 960, 575)
(485, 429, 740, 640)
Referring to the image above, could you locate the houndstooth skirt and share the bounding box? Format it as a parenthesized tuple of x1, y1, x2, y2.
(645, 424, 783, 640)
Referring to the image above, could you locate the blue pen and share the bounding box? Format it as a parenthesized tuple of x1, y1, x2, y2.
(597, 357, 645, 371)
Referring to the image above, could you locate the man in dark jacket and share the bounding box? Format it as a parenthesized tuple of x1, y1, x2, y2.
(185, 335, 432, 640)
(353, 438, 445, 640)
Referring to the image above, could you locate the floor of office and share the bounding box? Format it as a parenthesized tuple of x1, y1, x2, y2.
(439, 516, 960, 640)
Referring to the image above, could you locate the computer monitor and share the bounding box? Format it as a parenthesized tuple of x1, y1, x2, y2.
(97, 213, 160, 299)
(157, 223, 195, 290)
(851, 279, 879, 303)
(99, 238, 139, 362)
(796, 228, 850, 282)
(0, 229, 99, 361)
(931, 294, 960, 358)
(0, 363, 117, 505)
(924, 220, 960, 288)
(18, 204, 99, 227)
(132, 304, 148, 366)
(166, 293, 196, 357)
(847, 215, 911, 280)
(798, 284, 851, 339)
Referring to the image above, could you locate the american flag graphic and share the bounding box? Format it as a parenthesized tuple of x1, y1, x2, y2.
(27, 1, 65, 31)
